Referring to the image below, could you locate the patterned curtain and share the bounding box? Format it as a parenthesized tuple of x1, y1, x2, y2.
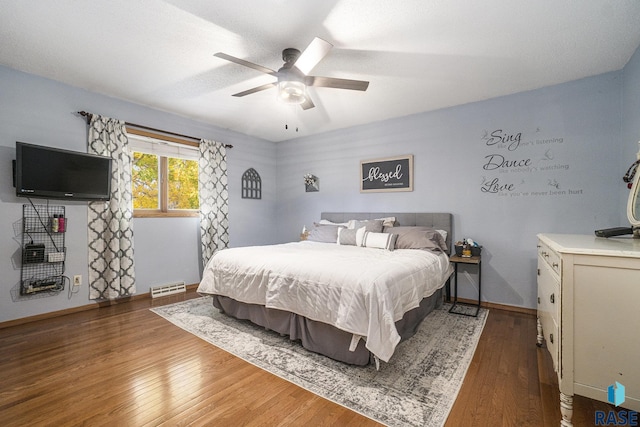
(87, 115, 136, 300)
(199, 139, 229, 267)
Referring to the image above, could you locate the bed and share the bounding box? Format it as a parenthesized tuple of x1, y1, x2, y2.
(197, 212, 453, 366)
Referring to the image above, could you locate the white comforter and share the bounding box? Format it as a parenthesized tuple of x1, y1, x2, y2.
(197, 241, 452, 362)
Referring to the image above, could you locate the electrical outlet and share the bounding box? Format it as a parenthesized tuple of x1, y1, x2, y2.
(73, 275, 82, 286)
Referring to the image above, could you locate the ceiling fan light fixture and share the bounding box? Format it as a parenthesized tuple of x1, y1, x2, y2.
(277, 80, 307, 105)
(216, 37, 368, 110)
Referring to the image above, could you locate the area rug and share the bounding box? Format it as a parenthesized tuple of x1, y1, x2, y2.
(151, 297, 488, 427)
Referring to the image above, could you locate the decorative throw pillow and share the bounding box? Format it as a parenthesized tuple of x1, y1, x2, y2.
(307, 223, 344, 243)
(361, 231, 398, 251)
(374, 216, 397, 228)
(355, 226, 367, 247)
(337, 228, 358, 245)
(348, 219, 384, 233)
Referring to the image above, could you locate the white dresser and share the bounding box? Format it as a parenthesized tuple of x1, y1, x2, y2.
(537, 234, 640, 426)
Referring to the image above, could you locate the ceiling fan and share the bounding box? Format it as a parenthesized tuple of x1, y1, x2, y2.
(214, 37, 369, 110)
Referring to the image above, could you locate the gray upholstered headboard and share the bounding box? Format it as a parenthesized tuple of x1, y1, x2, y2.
(321, 212, 453, 253)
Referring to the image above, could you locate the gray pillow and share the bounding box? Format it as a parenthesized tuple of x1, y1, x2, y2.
(349, 219, 384, 233)
(337, 228, 358, 245)
(307, 224, 343, 243)
(388, 226, 449, 252)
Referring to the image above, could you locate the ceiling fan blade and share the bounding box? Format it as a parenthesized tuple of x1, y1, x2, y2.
(300, 96, 315, 110)
(214, 52, 277, 76)
(294, 37, 333, 75)
(232, 82, 276, 97)
(306, 76, 370, 91)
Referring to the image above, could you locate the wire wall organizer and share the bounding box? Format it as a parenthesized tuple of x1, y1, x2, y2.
(20, 204, 66, 296)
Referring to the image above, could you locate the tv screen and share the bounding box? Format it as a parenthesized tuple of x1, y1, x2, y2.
(15, 141, 112, 201)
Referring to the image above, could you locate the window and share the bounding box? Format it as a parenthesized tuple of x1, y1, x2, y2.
(128, 129, 200, 218)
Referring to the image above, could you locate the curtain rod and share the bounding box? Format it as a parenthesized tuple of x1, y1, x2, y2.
(76, 111, 233, 149)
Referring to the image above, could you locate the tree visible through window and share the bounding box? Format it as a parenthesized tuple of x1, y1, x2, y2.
(167, 157, 199, 209)
(132, 152, 159, 209)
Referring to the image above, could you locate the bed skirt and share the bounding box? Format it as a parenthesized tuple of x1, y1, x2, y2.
(211, 287, 443, 366)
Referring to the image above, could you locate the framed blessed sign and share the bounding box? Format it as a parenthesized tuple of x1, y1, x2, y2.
(360, 154, 413, 192)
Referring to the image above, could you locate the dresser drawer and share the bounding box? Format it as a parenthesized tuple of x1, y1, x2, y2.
(538, 253, 560, 324)
(541, 314, 559, 373)
(537, 248, 560, 372)
(538, 241, 561, 276)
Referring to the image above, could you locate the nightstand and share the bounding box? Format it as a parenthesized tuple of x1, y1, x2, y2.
(449, 254, 482, 317)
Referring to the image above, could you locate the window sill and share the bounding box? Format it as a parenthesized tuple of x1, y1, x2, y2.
(134, 210, 199, 218)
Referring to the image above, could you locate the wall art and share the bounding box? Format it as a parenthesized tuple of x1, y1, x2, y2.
(241, 168, 261, 199)
(304, 173, 319, 192)
(360, 154, 413, 192)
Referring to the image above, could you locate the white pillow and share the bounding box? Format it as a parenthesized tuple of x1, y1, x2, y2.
(361, 231, 397, 251)
(318, 219, 349, 227)
(436, 229, 448, 241)
(355, 227, 367, 247)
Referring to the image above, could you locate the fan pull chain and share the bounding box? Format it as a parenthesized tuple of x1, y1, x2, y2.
(283, 107, 299, 132)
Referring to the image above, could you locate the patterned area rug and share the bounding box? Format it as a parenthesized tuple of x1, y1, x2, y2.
(151, 297, 488, 427)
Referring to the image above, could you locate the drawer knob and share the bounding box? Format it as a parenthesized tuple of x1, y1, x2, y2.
(552, 262, 559, 268)
(550, 294, 555, 304)
(550, 333, 554, 344)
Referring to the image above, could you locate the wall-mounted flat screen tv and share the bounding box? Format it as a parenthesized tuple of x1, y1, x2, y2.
(15, 141, 112, 201)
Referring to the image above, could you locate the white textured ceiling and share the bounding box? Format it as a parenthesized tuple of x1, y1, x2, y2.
(2, 0, 640, 142)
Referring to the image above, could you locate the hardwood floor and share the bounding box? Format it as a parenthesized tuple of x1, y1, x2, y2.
(0, 291, 616, 426)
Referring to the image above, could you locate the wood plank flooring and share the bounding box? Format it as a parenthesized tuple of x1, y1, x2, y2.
(0, 291, 616, 426)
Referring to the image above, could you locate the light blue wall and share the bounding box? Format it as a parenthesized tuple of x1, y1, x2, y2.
(2, 42, 639, 321)
(276, 71, 625, 310)
(621, 46, 640, 224)
(0, 66, 277, 323)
